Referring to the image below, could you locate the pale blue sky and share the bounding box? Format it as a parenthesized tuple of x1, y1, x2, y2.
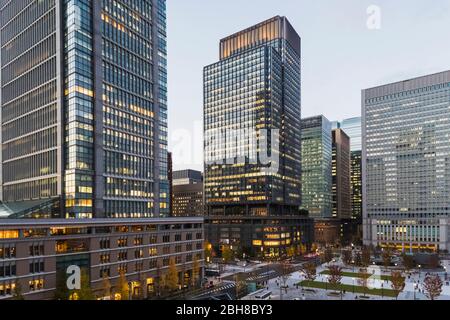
(167, 0, 450, 170)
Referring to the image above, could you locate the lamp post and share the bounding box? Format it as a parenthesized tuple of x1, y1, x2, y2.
(413, 282, 418, 300)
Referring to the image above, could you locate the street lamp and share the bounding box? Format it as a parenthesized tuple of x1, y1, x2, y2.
(413, 282, 418, 300)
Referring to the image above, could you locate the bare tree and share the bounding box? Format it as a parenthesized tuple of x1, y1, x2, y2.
(361, 246, 371, 267)
(390, 271, 405, 300)
(341, 249, 352, 266)
(300, 262, 317, 282)
(382, 248, 392, 271)
(358, 268, 369, 297)
(327, 265, 343, 293)
(427, 255, 440, 269)
(354, 251, 362, 267)
(280, 261, 294, 294)
(322, 247, 334, 265)
(401, 253, 415, 272)
(423, 275, 443, 301)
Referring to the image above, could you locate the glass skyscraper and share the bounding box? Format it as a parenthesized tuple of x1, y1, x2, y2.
(331, 129, 351, 219)
(0, 0, 169, 219)
(362, 70, 450, 251)
(204, 16, 312, 258)
(336, 117, 362, 221)
(300, 115, 332, 219)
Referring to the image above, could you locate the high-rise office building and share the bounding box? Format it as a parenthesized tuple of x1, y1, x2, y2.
(0, 0, 169, 219)
(203, 16, 312, 258)
(173, 169, 203, 186)
(332, 129, 351, 219)
(0, 0, 206, 300)
(340, 117, 362, 151)
(172, 169, 204, 217)
(300, 115, 332, 219)
(168, 152, 173, 214)
(337, 117, 362, 222)
(362, 70, 450, 251)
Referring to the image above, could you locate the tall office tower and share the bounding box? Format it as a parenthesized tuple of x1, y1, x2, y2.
(168, 152, 173, 215)
(300, 115, 332, 219)
(204, 16, 312, 258)
(173, 169, 203, 186)
(0, 0, 169, 219)
(340, 117, 362, 221)
(363, 70, 450, 252)
(332, 129, 351, 219)
(172, 170, 204, 217)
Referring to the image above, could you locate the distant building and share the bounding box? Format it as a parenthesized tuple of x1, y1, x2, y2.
(363, 70, 450, 252)
(339, 117, 362, 222)
(301, 116, 333, 219)
(332, 129, 352, 219)
(168, 152, 173, 215)
(173, 170, 203, 186)
(172, 170, 204, 217)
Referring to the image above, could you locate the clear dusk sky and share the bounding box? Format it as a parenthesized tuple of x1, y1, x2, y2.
(167, 0, 450, 171)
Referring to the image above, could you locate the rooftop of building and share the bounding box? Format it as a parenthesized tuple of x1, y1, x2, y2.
(219, 15, 301, 59)
(363, 70, 450, 99)
(0, 217, 204, 228)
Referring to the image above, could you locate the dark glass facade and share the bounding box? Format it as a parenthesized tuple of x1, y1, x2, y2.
(0, 0, 169, 219)
(300, 115, 332, 219)
(204, 16, 310, 258)
(331, 129, 351, 219)
(338, 117, 362, 221)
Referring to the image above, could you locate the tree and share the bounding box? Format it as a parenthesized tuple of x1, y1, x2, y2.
(341, 250, 352, 265)
(117, 270, 129, 300)
(280, 261, 294, 293)
(77, 269, 95, 300)
(327, 265, 343, 292)
(401, 253, 415, 272)
(101, 272, 112, 300)
(234, 274, 247, 299)
(354, 251, 362, 267)
(205, 242, 214, 263)
(382, 248, 392, 270)
(165, 257, 180, 292)
(54, 271, 70, 300)
(361, 246, 371, 267)
(12, 281, 25, 300)
(299, 244, 308, 256)
(222, 245, 234, 263)
(358, 268, 369, 297)
(427, 254, 440, 269)
(191, 259, 201, 288)
(300, 262, 317, 282)
(423, 275, 443, 300)
(390, 271, 405, 300)
(287, 245, 297, 258)
(321, 247, 333, 265)
(155, 262, 163, 298)
(135, 272, 146, 300)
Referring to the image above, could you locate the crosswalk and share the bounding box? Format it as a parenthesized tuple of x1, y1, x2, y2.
(193, 282, 236, 299)
(246, 270, 277, 282)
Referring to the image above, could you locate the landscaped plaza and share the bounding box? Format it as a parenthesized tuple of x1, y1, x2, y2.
(266, 263, 450, 300)
(238, 248, 450, 301)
